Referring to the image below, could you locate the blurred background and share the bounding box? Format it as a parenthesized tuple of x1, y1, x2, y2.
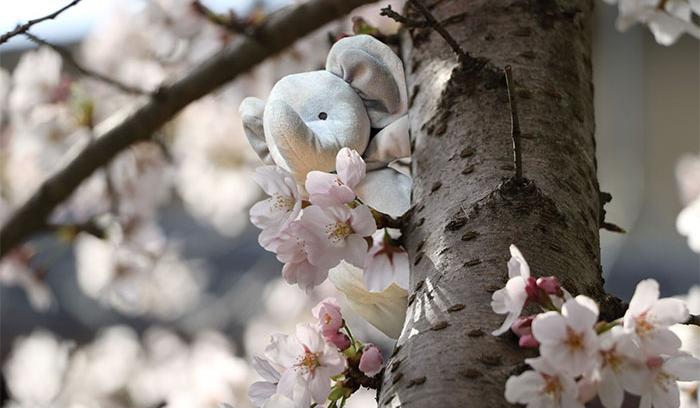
(0, 0, 698, 407)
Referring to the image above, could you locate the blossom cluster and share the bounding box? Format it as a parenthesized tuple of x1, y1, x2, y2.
(492, 245, 700, 408)
(0, 0, 401, 317)
(3, 326, 254, 408)
(250, 297, 384, 407)
(602, 0, 700, 45)
(250, 148, 409, 294)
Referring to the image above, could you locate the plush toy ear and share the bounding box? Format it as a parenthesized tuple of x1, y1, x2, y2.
(239, 97, 273, 164)
(326, 35, 407, 129)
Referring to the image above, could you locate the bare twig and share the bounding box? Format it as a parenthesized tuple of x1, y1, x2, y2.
(23, 32, 148, 95)
(504, 65, 523, 183)
(192, 0, 258, 35)
(379, 5, 428, 27)
(0, 0, 378, 258)
(407, 0, 469, 64)
(0, 0, 84, 45)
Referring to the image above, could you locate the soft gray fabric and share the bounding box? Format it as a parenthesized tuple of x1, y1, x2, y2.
(355, 167, 412, 217)
(263, 71, 370, 178)
(239, 96, 272, 163)
(326, 34, 407, 128)
(238, 35, 412, 214)
(364, 114, 409, 170)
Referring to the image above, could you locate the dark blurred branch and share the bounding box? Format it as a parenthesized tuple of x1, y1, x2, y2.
(379, 5, 427, 27)
(47, 219, 106, 240)
(0, 0, 378, 258)
(0, 0, 84, 45)
(23, 32, 149, 95)
(191, 0, 259, 35)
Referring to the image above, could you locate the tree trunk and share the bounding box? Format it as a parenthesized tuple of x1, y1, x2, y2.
(379, 0, 608, 406)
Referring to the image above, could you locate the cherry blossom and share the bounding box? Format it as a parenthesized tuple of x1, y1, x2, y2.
(669, 323, 700, 408)
(274, 221, 329, 292)
(306, 147, 366, 206)
(249, 352, 284, 407)
(176, 98, 262, 238)
(675, 154, 700, 206)
(358, 344, 383, 377)
(300, 204, 376, 269)
(603, 0, 700, 45)
(532, 296, 600, 376)
(512, 316, 539, 348)
(0, 246, 53, 311)
(312, 297, 344, 337)
(584, 326, 645, 408)
(8, 47, 64, 116)
(505, 357, 583, 408)
(250, 165, 302, 250)
(622, 279, 689, 355)
(363, 228, 409, 292)
(676, 198, 700, 253)
(675, 154, 700, 253)
(265, 324, 345, 405)
(326, 332, 352, 351)
(639, 354, 700, 408)
(491, 244, 532, 335)
(74, 221, 207, 319)
(3, 331, 71, 406)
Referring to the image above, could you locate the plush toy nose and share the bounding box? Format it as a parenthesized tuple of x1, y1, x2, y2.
(264, 99, 338, 180)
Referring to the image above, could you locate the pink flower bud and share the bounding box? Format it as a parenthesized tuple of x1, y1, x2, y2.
(518, 334, 540, 348)
(511, 316, 534, 337)
(524, 277, 540, 300)
(312, 298, 343, 336)
(359, 344, 383, 377)
(326, 332, 351, 351)
(536, 276, 563, 297)
(646, 356, 664, 369)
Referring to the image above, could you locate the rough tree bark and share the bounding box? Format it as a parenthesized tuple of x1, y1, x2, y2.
(379, 0, 611, 406)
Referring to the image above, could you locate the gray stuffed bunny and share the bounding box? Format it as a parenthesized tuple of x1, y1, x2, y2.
(239, 34, 411, 217)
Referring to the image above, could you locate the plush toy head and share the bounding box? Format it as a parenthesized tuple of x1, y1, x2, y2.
(240, 34, 408, 180)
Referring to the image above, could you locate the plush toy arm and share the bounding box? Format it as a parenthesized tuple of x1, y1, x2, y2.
(355, 167, 412, 217)
(364, 115, 410, 168)
(239, 97, 273, 164)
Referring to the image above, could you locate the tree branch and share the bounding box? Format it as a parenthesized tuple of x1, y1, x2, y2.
(0, 0, 84, 45)
(379, 5, 428, 28)
(23, 31, 149, 95)
(0, 0, 379, 258)
(407, 0, 469, 64)
(191, 0, 259, 35)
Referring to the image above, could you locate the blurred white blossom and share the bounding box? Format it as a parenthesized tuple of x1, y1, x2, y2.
(173, 97, 260, 237)
(676, 154, 700, 253)
(602, 0, 700, 45)
(3, 331, 72, 406)
(74, 221, 207, 319)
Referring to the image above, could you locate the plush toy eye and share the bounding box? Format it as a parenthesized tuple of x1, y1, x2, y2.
(318, 112, 328, 120)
